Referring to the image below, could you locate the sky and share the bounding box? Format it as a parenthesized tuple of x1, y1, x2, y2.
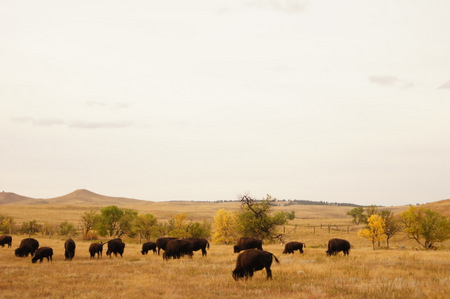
(1, 0, 449, 206)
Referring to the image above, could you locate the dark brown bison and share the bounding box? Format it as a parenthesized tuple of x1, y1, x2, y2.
(15, 238, 39, 257)
(64, 238, 76, 261)
(326, 238, 350, 256)
(184, 237, 210, 256)
(232, 249, 280, 280)
(283, 241, 305, 254)
(32, 247, 53, 263)
(141, 241, 157, 255)
(106, 238, 125, 258)
(89, 242, 105, 259)
(156, 237, 177, 255)
(0, 235, 12, 248)
(163, 239, 194, 260)
(233, 237, 263, 253)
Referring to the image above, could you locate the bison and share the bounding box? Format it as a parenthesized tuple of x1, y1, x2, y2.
(283, 241, 305, 254)
(32, 247, 53, 263)
(326, 238, 350, 256)
(233, 237, 263, 253)
(163, 239, 194, 260)
(89, 242, 105, 259)
(15, 238, 39, 257)
(0, 235, 12, 248)
(232, 249, 280, 280)
(156, 237, 177, 255)
(64, 238, 76, 261)
(184, 237, 210, 256)
(106, 238, 125, 258)
(141, 241, 157, 255)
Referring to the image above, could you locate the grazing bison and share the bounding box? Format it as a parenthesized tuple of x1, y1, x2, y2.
(283, 241, 305, 254)
(0, 235, 12, 248)
(32, 247, 53, 263)
(141, 241, 157, 255)
(156, 237, 177, 255)
(89, 242, 105, 259)
(326, 238, 350, 256)
(233, 237, 263, 253)
(15, 238, 39, 257)
(106, 238, 125, 258)
(163, 239, 194, 260)
(184, 237, 210, 256)
(64, 238, 76, 261)
(232, 249, 279, 280)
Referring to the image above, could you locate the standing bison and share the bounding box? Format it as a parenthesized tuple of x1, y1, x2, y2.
(106, 238, 125, 258)
(326, 238, 350, 256)
(141, 241, 157, 255)
(64, 238, 76, 261)
(156, 237, 177, 255)
(283, 241, 305, 254)
(32, 247, 53, 263)
(0, 235, 12, 248)
(163, 239, 194, 260)
(233, 237, 263, 253)
(15, 238, 39, 257)
(89, 242, 105, 259)
(184, 237, 210, 256)
(232, 249, 279, 280)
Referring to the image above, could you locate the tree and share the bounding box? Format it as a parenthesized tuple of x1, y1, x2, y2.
(0, 214, 14, 234)
(346, 207, 366, 225)
(358, 214, 386, 249)
(168, 212, 190, 238)
(365, 205, 379, 218)
(60, 221, 78, 237)
(97, 205, 124, 237)
(133, 213, 158, 242)
(213, 209, 238, 244)
(401, 206, 450, 249)
(117, 209, 138, 237)
(80, 210, 100, 238)
(235, 194, 293, 241)
(20, 220, 40, 236)
(379, 210, 402, 249)
(188, 220, 211, 239)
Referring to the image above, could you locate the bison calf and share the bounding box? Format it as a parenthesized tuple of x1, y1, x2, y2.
(141, 241, 157, 255)
(89, 242, 105, 259)
(0, 235, 12, 248)
(326, 238, 350, 256)
(283, 241, 305, 254)
(32, 247, 53, 263)
(232, 249, 279, 280)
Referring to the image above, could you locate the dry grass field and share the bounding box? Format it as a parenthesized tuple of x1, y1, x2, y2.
(0, 236, 449, 299)
(1, 192, 449, 298)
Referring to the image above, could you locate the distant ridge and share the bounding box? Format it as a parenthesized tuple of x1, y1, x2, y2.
(0, 189, 149, 206)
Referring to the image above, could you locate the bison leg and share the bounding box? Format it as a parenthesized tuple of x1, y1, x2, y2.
(266, 267, 273, 279)
(201, 248, 207, 256)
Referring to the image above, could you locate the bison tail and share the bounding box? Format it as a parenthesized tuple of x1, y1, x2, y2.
(272, 254, 280, 264)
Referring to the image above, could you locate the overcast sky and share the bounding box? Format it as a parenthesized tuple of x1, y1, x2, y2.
(1, 0, 449, 206)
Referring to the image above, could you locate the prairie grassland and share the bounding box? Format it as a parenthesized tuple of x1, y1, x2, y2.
(1, 236, 449, 299)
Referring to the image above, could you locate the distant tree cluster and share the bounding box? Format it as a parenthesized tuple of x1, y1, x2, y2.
(353, 205, 449, 250)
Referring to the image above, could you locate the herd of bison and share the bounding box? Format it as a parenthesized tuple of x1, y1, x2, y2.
(0, 235, 350, 280)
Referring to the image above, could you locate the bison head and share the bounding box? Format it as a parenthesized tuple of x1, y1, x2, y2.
(233, 245, 241, 253)
(15, 248, 26, 257)
(232, 268, 245, 280)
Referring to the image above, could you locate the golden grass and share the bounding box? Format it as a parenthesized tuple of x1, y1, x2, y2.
(1, 236, 449, 299)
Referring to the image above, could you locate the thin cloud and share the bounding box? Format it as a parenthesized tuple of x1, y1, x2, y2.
(438, 80, 450, 89)
(11, 117, 64, 127)
(245, 0, 308, 13)
(368, 75, 399, 86)
(68, 121, 133, 129)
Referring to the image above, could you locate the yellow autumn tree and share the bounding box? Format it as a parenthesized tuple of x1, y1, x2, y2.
(358, 214, 386, 249)
(212, 209, 238, 244)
